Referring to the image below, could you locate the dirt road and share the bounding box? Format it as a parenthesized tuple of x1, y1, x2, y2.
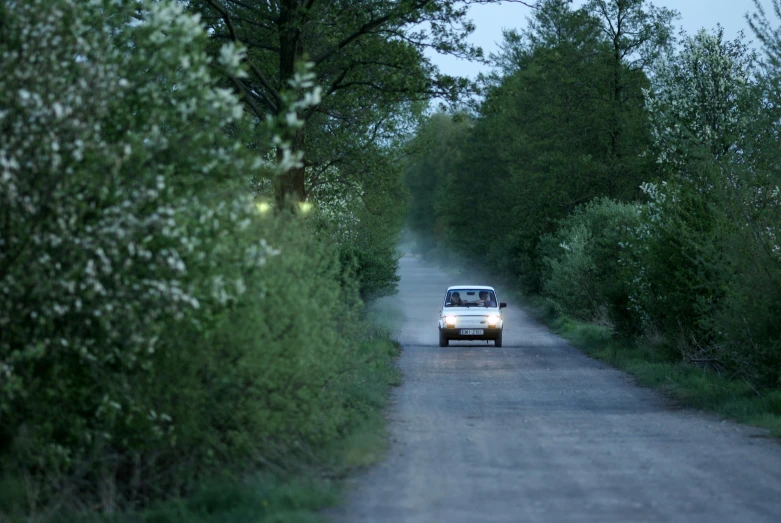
(331, 255, 781, 523)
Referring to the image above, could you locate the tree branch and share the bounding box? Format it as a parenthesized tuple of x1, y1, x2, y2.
(206, 0, 282, 112)
(230, 77, 267, 120)
(311, 0, 433, 66)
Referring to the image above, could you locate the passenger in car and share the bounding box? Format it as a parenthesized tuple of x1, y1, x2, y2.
(449, 292, 464, 307)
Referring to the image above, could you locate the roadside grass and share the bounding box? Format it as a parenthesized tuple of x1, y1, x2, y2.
(521, 295, 781, 438)
(127, 403, 399, 523)
(1, 449, 345, 523)
(132, 474, 338, 523)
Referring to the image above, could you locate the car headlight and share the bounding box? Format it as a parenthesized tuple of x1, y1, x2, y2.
(444, 315, 457, 325)
(487, 315, 500, 325)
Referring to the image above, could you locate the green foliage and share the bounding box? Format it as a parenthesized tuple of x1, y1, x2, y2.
(541, 223, 597, 320)
(1, 0, 261, 499)
(404, 112, 471, 253)
(192, 0, 486, 203)
(0, 0, 403, 517)
(338, 146, 407, 301)
(627, 28, 780, 386)
(544, 26, 781, 386)
(700, 128, 781, 387)
(621, 181, 723, 344)
(539, 198, 642, 327)
(406, 0, 663, 291)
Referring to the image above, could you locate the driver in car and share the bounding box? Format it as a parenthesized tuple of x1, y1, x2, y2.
(449, 292, 464, 307)
(479, 291, 496, 307)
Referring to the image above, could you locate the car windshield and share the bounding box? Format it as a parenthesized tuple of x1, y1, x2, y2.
(445, 289, 497, 307)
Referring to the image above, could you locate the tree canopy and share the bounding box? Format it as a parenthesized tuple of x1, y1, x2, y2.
(192, 0, 542, 203)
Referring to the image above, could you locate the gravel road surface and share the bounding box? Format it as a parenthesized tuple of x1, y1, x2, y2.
(330, 254, 781, 523)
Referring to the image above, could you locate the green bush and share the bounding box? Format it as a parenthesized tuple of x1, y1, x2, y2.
(540, 223, 596, 319)
(619, 182, 721, 342)
(699, 163, 781, 387)
(540, 198, 642, 328)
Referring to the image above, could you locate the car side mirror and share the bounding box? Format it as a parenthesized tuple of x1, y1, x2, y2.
(499, 302, 507, 309)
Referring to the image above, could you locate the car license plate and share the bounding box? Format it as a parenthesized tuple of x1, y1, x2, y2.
(459, 329, 484, 335)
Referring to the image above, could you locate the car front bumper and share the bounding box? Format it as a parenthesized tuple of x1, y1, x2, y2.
(440, 326, 502, 341)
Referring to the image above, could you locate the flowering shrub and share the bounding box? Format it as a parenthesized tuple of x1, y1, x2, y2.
(646, 28, 757, 171)
(309, 165, 364, 245)
(618, 28, 781, 381)
(0, 0, 394, 513)
(0, 0, 269, 491)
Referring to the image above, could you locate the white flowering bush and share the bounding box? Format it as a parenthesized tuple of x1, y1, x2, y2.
(646, 28, 757, 172)
(0, 0, 333, 509)
(0, 0, 272, 489)
(0, 1, 404, 515)
(309, 165, 363, 244)
(620, 30, 752, 344)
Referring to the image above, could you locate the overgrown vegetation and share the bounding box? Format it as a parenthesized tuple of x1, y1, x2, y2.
(0, 0, 460, 519)
(406, 0, 781, 397)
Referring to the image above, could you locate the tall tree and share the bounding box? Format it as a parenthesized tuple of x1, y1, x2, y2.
(433, 1, 620, 287)
(585, 0, 677, 194)
(646, 28, 758, 172)
(193, 0, 541, 204)
(407, 0, 673, 289)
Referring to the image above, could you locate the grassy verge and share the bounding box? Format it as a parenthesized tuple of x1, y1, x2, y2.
(167, 335, 399, 523)
(129, 404, 398, 523)
(520, 294, 781, 438)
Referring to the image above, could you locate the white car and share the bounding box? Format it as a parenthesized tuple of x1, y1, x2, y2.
(437, 285, 506, 347)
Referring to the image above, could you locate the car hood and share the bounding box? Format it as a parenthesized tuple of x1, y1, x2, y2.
(443, 307, 500, 316)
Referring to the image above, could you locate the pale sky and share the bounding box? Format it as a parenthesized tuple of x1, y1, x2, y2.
(428, 0, 774, 79)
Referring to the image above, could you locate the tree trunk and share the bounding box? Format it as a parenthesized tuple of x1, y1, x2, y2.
(609, 4, 624, 198)
(276, 0, 307, 206)
(276, 129, 307, 207)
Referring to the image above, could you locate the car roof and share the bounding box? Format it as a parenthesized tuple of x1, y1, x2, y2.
(447, 285, 495, 291)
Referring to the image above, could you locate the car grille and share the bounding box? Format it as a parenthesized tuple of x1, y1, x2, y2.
(455, 316, 488, 328)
